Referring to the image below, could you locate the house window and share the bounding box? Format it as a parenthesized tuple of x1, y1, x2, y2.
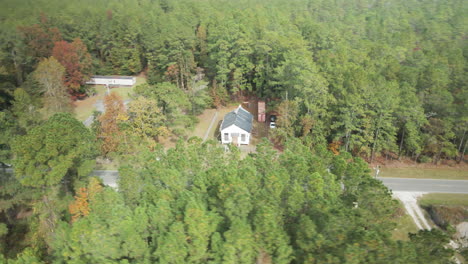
(224, 133, 229, 141)
(241, 134, 246, 142)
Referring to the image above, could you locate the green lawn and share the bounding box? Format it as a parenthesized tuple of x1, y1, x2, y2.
(207, 106, 238, 140)
(74, 76, 146, 121)
(187, 104, 238, 141)
(419, 193, 468, 207)
(392, 213, 419, 241)
(189, 108, 218, 139)
(106, 86, 134, 100)
(380, 167, 468, 180)
(95, 161, 119, 170)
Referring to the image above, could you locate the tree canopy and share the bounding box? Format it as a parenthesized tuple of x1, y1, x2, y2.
(48, 139, 453, 263)
(12, 112, 96, 188)
(0, 0, 465, 262)
(1, 0, 465, 162)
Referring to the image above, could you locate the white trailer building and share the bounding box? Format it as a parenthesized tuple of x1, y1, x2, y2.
(86, 76, 136, 86)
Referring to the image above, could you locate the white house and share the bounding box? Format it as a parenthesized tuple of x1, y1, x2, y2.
(220, 106, 253, 145)
(86, 75, 136, 86)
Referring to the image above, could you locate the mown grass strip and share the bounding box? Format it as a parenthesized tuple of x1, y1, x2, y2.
(419, 193, 468, 207)
(380, 168, 468, 180)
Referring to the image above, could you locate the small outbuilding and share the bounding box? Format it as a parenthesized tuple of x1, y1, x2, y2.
(86, 75, 136, 86)
(220, 105, 253, 145)
(258, 100, 266, 122)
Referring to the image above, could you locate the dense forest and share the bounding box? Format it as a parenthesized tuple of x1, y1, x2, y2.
(0, 0, 466, 263)
(1, 0, 466, 163)
(0, 138, 457, 263)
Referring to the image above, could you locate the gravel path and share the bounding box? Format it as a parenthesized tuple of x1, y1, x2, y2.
(203, 111, 218, 141)
(393, 191, 431, 230)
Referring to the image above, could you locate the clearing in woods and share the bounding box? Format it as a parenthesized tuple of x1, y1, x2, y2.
(73, 76, 146, 121)
(188, 100, 269, 151)
(189, 106, 237, 140)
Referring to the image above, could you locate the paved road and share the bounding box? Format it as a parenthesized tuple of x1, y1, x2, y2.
(93, 170, 119, 188)
(4, 168, 467, 193)
(378, 177, 468, 194)
(91, 171, 468, 194)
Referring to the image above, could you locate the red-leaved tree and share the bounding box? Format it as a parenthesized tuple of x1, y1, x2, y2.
(52, 38, 92, 94)
(17, 14, 62, 60)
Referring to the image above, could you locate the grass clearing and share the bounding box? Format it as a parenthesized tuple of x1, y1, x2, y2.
(73, 87, 102, 121)
(186, 102, 269, 158)
(73, 76, 145, 121)
(188, 104, 238, 141)
(380, 167, 468, 180)
(107, 86, 134, 100)
(392, 213, 419, 241)
(419, 193, 468, 207)
(189, 108, 219, 139)
(95, 157, 120, 170)
(95, 161, 119, 170)
(208, 106, 238, 140)
(391, 200, 419, 241)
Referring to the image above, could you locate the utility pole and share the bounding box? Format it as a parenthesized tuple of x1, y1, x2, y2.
(374, 165, 380, 178)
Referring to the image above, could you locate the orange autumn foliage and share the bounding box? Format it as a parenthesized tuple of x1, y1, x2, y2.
(69, 187, 89, 223)
(68, 178, 103, 223)
(328, 141, 341, 155)
(98, 92, 127, 155)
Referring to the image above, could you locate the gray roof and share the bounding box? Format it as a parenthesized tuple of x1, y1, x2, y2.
(221, 106, 253, 132)
(91, 75, 135, 80)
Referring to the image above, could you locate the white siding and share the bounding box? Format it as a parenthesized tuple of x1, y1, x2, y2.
(220, 125, 250, 145)
(86, 76, 136, 86)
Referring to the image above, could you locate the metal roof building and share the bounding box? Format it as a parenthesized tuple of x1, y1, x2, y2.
(86, 76, 136, 86)
(220, 106, 253, 145)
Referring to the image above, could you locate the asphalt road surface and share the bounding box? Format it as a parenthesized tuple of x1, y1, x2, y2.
(90, 171, 468, 194)
(93, 170, 119, 188)
(378, 177, 468, 194)
(3, 169, 467, 193)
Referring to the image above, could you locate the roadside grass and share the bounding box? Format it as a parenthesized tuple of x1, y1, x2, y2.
(419, 193, 468, 236)
(419, 193, 468, 207)
(380, 167, 468, 180)
(392, 213, 419, 241)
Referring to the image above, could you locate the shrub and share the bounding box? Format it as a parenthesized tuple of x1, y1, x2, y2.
(427, 205, 468, 229)
(419, 155, 432, 163)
